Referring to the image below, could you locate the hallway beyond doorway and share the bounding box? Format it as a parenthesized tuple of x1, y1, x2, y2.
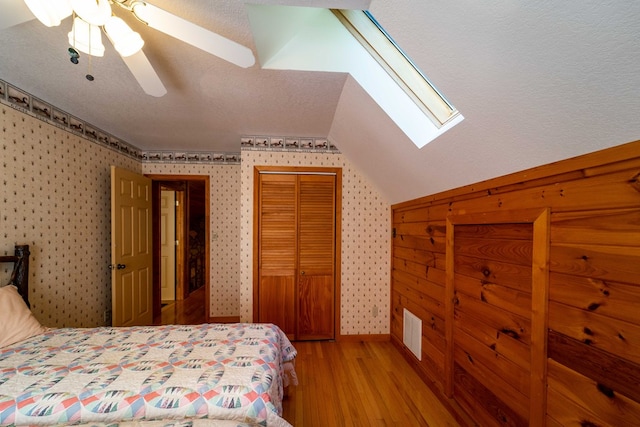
(153, 286, 206, 325)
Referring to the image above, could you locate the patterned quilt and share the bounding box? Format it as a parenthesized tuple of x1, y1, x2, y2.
(0, 324, 296, 427)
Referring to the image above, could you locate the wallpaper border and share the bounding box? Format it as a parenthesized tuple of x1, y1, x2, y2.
(0, 78, 341, 164)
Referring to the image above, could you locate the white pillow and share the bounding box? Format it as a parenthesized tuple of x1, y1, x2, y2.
(0, 285, 47, 348)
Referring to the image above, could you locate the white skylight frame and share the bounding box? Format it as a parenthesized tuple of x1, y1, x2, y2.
(332, 9, 460, 128)
(246, 5, 464, 149)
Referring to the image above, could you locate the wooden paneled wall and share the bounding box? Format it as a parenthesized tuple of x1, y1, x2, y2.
(391, 140, 640, 426)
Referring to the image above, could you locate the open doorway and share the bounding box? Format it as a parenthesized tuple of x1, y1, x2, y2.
(159, 184, 184, 306)
(149, 175, 210, 323)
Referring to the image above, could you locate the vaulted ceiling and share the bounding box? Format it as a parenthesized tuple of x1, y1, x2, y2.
(1, 0, 639, 203)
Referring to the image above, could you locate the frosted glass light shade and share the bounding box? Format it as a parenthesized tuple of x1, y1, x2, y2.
(24, 0, 72, 27)
(68, 17, 105, 57)
(69, 0, 111, 26)
(105, 16, 144, 57)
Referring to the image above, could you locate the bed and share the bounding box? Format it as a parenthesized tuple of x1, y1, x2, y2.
(0, 245, 297, 427)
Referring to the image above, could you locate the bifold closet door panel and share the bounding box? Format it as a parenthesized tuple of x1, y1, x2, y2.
(297, 174, 336, 340)
(257, 174, 298, 337)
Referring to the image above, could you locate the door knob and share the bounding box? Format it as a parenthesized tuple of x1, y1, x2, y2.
(300, 271, 305, 275)
(117, 264, 126, 270)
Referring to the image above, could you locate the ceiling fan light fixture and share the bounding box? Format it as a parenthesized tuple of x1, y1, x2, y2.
(23, 0, 72, 27)
(68, 17, 105, 57)
(69, 0, 111, 26)
(105, 16, 144, 57)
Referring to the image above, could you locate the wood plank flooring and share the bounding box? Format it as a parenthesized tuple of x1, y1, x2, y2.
(153, 285, 206, 325)
(154, 292, 461, 426)
(283, 340, 461, 427)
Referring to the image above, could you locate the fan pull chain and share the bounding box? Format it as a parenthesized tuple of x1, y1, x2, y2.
(86, 55, 94, 81)
(69, 12, 80, 65)
(86, 23, 94, 81)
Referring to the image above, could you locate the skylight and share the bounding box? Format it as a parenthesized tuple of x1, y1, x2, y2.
(332, 9, 460, 128)
(247, 5, 464, 149)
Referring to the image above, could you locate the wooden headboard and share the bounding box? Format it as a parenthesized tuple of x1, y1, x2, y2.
(0, 245, 30, 307)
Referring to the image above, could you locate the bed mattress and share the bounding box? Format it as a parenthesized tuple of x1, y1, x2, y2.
(0, 323, 296, 427)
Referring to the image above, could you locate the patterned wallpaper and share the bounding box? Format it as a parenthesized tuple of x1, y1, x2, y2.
(1, 105, 140, 328)
(0, 78, 242, 165)
(1, 100, 391, 336)
(240, 150, 391, 335)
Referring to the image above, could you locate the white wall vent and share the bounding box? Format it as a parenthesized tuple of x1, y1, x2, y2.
(403, 308, 422, 360)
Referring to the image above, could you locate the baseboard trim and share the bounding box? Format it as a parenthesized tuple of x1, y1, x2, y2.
(208, 316, 241, 324)
(337, 334, 390, 342)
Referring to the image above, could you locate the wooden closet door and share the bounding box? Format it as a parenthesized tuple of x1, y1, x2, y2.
(256, 170, 338, 341)
(257, 174, 297, 337)
(297, 174, 336, 340)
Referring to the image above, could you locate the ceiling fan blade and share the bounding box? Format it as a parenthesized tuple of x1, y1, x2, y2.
(120, 49, 167, 97)
(0, 0, 35, 30)
(132, 2, 255, 68)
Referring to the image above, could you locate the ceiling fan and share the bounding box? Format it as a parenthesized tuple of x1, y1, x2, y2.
(3, 0, 256, 97)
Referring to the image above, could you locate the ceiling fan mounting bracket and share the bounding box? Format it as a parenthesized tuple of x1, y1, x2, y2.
(129, 2, 150, 26)
(110, 0, 135, 10)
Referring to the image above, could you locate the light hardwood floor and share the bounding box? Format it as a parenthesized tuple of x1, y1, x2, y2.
(153, 285, 206, 325)
(283, 340, 461, 427)
(155, 292, 461, 426)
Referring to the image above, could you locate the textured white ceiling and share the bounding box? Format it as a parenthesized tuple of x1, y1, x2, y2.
(1, 0, 639, 203)
(354, 0, 640, 202)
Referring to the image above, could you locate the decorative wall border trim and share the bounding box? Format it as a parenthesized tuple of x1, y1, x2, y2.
(0, 78, 144, 160)
(240, 136, 340, 153)
(141, 151, 240, 164)
(0, 78, 241, 164)
(1, 78, 340, 163)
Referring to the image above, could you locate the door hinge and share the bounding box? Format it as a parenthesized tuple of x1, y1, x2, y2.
(175, 200, 180, 207)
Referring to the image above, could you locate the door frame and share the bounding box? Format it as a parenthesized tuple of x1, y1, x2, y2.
(147, 174, 211, 321)
(252, 166, 342, 340)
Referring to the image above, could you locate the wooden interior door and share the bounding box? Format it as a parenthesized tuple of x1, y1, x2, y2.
(255, 168, 339, 341)
(160, 190, 176, 302)
(110, 166, 153, 326)
(257, 174, 298, 338)
(297, 174, 336, 340)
